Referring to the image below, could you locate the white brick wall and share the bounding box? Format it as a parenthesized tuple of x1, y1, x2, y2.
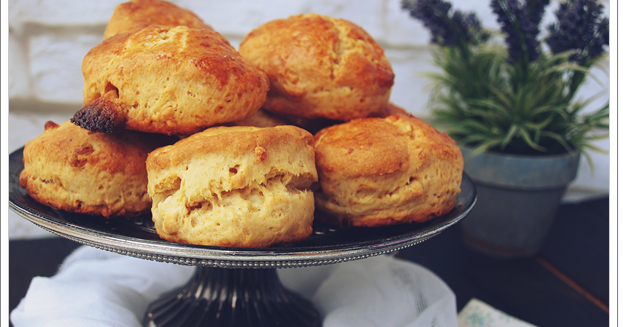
(8, 0, 610, 239)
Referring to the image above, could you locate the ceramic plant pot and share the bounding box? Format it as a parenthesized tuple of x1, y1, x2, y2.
(459, 146, 581, 258)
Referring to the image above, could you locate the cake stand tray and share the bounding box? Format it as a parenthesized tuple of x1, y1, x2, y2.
(9, 147, 477, 326)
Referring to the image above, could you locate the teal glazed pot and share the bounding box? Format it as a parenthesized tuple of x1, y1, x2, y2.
(459, 146, 581, 258)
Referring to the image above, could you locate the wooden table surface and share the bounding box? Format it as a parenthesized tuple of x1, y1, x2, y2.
(398, 196, 610, 326)
(9, 196, 609, 326)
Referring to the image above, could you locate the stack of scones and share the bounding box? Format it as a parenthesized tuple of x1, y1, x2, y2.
(19, 0, 464, 248)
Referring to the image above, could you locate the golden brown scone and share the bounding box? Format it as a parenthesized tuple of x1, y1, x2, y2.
(239, 14, 394, 121)
(313, 114, 463, 227)
(72, 25, 269, 135)
(282, 115, 342, 136)
(19, 120, 175, 218)
(281, 101, 411, 136)
(230, 108, 290, 128)
(146, 125, 318, 247)
(371, 101, 414, 118)
(104, 0, 213, 39)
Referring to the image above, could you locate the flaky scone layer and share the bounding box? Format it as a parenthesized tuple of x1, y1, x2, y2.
(239, 14, 394, 121)
(146, 125, 318, 247)
(19, 121, 173, 218)
(314, 113, 464, 227)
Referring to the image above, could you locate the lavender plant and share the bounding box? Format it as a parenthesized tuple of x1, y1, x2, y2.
(402, 0, 609, 163)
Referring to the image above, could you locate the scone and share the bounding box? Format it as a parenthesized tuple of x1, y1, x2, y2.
(146, 125, 318, 247)
(371, 101, 414, 118)
(282, 101, 408, 135)
(313, 114, 463, 227)
(19, 120, 174, 218)
(282, 115, 342, 136)
(104, 0, 213, 39)
(72, 25, 270, 135)
(239, 14, 394, 121)
(230, 108, 289, 128)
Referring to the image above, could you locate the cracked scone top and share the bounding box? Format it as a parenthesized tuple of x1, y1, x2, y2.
(72, 25, 269, 135)
(313, 113, 464, 227)
(238, 14, 395, 121)
(146, 125, 318, 247)
(19, 120, 174, 218)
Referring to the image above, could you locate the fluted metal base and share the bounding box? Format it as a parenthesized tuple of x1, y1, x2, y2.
(143, 266, 322, 327)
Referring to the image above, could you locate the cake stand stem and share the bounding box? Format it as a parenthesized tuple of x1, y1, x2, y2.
(143, 266, 322, 327)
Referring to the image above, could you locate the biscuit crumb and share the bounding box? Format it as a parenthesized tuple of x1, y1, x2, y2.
(44, 121, 59, 131)
(255, 146, 267, 161)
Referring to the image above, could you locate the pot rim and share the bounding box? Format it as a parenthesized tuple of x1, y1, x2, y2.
(460, 145, 581, 161)
(459, 145, 581, 189)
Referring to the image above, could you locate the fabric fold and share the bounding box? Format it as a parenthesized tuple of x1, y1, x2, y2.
(11, 246, 458, 327)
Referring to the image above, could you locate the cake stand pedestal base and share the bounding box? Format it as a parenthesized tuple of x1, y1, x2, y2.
(143, 266, 322, 327)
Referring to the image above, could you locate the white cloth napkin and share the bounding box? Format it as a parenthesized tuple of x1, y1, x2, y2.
(11, 246, 458, 327)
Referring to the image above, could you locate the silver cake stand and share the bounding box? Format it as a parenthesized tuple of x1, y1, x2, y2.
(9, 147, 477, 327)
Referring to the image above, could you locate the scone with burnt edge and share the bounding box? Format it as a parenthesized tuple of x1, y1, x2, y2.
(19, 121, 174, 218)
(146, 125, 318, 248)
(313, 114, 463, 227)
(239, 14, 394, 121)
(72, 25, 269, 136)
(104, 0, 213, 39)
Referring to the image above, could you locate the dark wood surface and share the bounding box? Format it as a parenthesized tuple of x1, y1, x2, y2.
(9, 197, 609, 326)
(398, 196, 609, 327)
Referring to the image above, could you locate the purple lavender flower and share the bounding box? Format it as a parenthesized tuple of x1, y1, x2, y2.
(401, 0, 488, 47)
(599, 18, 609, 47)
(545, 0, 609, 64)
(490, 0, 544, 64)
(525, 0, 550, 28)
